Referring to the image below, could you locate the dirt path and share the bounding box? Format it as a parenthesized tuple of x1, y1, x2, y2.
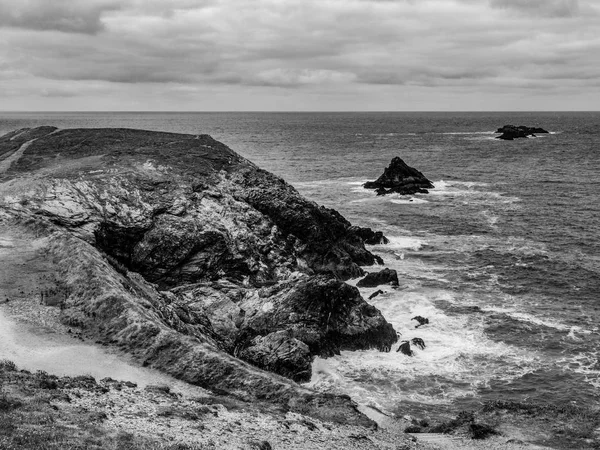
(0, 139, 34, 173)
(0, 225, 210, 396)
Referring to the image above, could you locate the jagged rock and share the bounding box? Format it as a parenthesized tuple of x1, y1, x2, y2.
(236, 276, 397, 358)
(411, 338, 426, 350)
(349, 226, 389, 245)
(364, 157, 433, 196)
(495, 125, 549, 140)
(397, 341, 413, 356)
(368, 289, 384, 300)
(0, 127, 397, 425)
(236, 330, 312, 382)
(411, 316, 429, 328)
(357, 268, 399, 287)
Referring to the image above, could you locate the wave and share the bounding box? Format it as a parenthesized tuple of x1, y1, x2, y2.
(430, 180, 521, 205)
(478, 306, 588, 334)
(306, 285, 541, 414)
(371, 235, 425, 251)
(389, 197, 429, 205)
(440, 131, 496, 135)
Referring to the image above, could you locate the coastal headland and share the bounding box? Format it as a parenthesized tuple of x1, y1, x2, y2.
(0, 127, 592, 449)
(0, 126, 418, 449)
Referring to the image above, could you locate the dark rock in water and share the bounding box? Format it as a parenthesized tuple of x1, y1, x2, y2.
(368, 289, 384, 300)
(350, 226, 389, 245)
(364, 157, 434, 196)
(411, 316, 429, 328)
(495, 125, 549, 140)
(0, 126, 396, 426)
(396, 341, 413, 356)
(357, 268, 399, 287)
(411, 337, 426, 350)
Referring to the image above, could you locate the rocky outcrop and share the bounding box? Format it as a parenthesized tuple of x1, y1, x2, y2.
(495, 125, 549, 140)
(349, 226, 389, 245)
(356, 268, 399, 287)
(364, 157, 434, 195)
(0, 127, 397, 424)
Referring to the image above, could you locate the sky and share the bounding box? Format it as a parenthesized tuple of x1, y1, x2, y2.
(0, 0, 598, 111)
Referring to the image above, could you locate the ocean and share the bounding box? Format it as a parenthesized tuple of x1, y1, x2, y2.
(2, 111, 599, 421)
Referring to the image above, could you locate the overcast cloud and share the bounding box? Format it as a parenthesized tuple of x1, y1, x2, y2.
(0, 0, 598, 110)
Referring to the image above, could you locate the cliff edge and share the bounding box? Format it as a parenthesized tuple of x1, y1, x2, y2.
(0, 127, 397, 424)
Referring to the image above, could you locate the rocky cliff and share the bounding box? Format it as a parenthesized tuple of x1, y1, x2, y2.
(0, 127, 397, 424)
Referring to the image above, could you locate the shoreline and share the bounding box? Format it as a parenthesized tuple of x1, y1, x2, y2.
(1, 283, 568, 450)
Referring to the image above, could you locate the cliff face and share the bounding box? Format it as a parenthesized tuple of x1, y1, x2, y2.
(0, 127, 396, 422)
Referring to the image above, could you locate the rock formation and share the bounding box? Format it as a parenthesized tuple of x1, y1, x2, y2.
(412, 316, 429, 328)
(396, 341, 413, 356)
(356, 268, 399, 287)
(363, 157, 434, 195)
(495, 125, 549, 140)
(349, 226, 389, 245)
(0, 126, 398, 425)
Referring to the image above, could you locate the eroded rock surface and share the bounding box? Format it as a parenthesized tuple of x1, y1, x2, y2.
(364, 157, 434, 195)
(0, 127, 396, 424)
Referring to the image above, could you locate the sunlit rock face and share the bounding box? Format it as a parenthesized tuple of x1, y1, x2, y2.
(0, 127, 396, 422)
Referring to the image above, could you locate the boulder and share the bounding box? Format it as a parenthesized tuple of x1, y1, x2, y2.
(357, 268, 399, 287)
(363, 157, 433, 196)
(396, 341, 413, 356)
(349, 226, 389, 245)
(368, 289, 384, 300)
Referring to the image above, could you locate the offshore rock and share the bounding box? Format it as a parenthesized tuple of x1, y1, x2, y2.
(0, 127, 397, 425)
(349, 226, 389, 245)
(363, 157, 434, 195)
(495, 125, 549, 140)
(357, 268, 399, 287)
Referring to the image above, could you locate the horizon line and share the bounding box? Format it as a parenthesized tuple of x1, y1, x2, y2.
(1, 110, 599, 114)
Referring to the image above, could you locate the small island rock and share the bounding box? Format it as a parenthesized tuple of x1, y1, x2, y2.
(364, 157, 434, 195)
(495, 125, 549, 140)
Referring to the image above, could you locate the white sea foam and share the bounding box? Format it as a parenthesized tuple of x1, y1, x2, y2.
(307, 285, 540, 412)
(428, 180, 522, 206)
(373, 235, 425, 251)
(556, 352, 600, 388)
(480, 210, 499, 228)
(440, 131, 496, 135)
(389, 197, 429, 205)
(480, 306, 573, 332)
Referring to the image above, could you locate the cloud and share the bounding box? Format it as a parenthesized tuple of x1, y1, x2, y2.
(0, 0, 123, 34)
(0, 0, 599, 109)
(250, 69, 356, 87)
(490, 0, 580, 18)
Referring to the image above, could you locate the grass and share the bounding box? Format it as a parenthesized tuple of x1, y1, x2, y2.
(482, 400, 600, 448)
(0, 360, 214, 450)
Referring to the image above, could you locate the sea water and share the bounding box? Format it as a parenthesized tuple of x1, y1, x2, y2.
(1, 111, 599, 420)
